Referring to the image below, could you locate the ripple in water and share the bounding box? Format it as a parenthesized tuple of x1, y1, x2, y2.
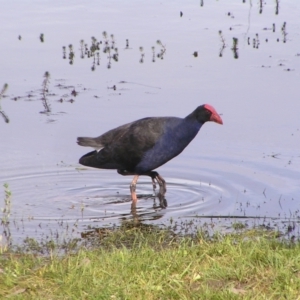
(0, 154, 299, 245)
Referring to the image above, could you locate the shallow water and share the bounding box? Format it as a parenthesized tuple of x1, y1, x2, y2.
(0, 0, 299, 245)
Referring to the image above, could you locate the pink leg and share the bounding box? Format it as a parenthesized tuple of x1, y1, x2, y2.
(130, 175, 139, 208)
(117, 169, 167, 208)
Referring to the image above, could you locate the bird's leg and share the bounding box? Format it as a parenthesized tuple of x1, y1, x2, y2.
(147, 171, 158, 194)
(130, 175, 139, 208)
(146, 171, 167, 206)
(151, 177, 157, 194)
(155, 174, 166, 195)
(156, 175, 167, 209)
(117, 169, 139, 208)
(147, 171, 167, 195)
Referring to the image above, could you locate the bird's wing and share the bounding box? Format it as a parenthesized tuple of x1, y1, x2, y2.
(98, 117, 168, 170)
(77, 122, 133, 150)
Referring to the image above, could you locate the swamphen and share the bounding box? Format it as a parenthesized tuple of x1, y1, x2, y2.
(77, 104, 223, 208)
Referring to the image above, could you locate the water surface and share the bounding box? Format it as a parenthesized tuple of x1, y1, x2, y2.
(0, 0, 299, 246)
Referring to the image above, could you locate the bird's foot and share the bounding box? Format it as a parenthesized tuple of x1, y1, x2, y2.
(157, 192, 168, 208)
(148, 171, 167, 195)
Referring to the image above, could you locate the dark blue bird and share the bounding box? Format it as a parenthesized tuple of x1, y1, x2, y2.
(77, 104, 223, 208)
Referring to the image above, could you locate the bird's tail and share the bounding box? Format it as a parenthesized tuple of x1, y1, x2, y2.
(77, 137, 103, 149)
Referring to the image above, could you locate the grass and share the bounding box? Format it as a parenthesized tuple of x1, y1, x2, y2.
(1, 226, 300, 299)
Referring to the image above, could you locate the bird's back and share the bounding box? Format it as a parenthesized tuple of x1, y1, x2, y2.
(78, 115, 202, 173)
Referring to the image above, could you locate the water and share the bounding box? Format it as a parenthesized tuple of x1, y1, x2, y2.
(0, 0, 299, 246)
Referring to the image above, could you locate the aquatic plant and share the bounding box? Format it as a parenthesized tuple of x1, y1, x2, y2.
(253, 33, 260, 49)
(112, 48, 118, 62)
(68, 44, 75, 64)
(80, 40, 85, 58)
(63, 32, 118, 70)
(275, 0, 279, 15)
(1, 183, 12, 249)
(1, 183, 11, 226)
(281, 22, 287, 43)
(110, 34, 115, 49)
(139, 46, 144, 63)
(103, 31, 110, 53)
(218, 30, 226, 57)
(156, 40, 166, 59)
(106, 47, 112, 69)
(40, 33, 44, 42)
(0, 83, 9, 123)
(151, 46, 156, 62)
(259, 0, 263, 14)
(231, 37, 239, 59)
(41, 71, 51, 113)
(62, 46, 66, 59)
(0, 83, 8, 98)
(90, 36, 99, 54)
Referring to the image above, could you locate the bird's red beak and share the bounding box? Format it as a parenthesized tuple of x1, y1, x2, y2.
(210, 112, 223, 124)
(204, 104, 223, 125)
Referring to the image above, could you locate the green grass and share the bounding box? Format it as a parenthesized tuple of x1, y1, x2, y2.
(1, 227, 300, 299)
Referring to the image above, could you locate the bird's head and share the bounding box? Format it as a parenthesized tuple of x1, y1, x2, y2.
(191, 104, 223, 125)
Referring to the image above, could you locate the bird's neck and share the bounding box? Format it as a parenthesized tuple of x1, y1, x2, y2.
(173, 118, 203, 144)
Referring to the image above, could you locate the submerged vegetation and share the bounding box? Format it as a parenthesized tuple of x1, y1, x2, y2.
(62, 33, 119, 70)
(0, 83, 9, 123)
(0, 183, 12, 249)
(62, 32, 166, 70)
(218, 30, 226, 57)
(41, 71, 51, 114)
(231, 37, 239, 59)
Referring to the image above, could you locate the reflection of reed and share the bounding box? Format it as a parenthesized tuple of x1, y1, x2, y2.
(40, 33, 44, 43)
(0, 110, 9, 123)
(253, 33, 260, 49)
(0, 83, 9, 123)
(151, 46, 156, 62)
(259, 0, 263, 14)
(139, 47, 144, 63)
(156, 40, 166, 59)
(275, 0, 279, 15)
(218, 31, 226, 57)
(281, 22, 287, 43)
(68, 44, 74, 65)
(1, 183, 12, 248)
(231, 37, 239, 59)
(41, 72, 51, 113)
(62, 34, 167, 70)
(80, 40, 84, 58)
(62, 46, 66, 59)
(63, 33, 118, 70)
